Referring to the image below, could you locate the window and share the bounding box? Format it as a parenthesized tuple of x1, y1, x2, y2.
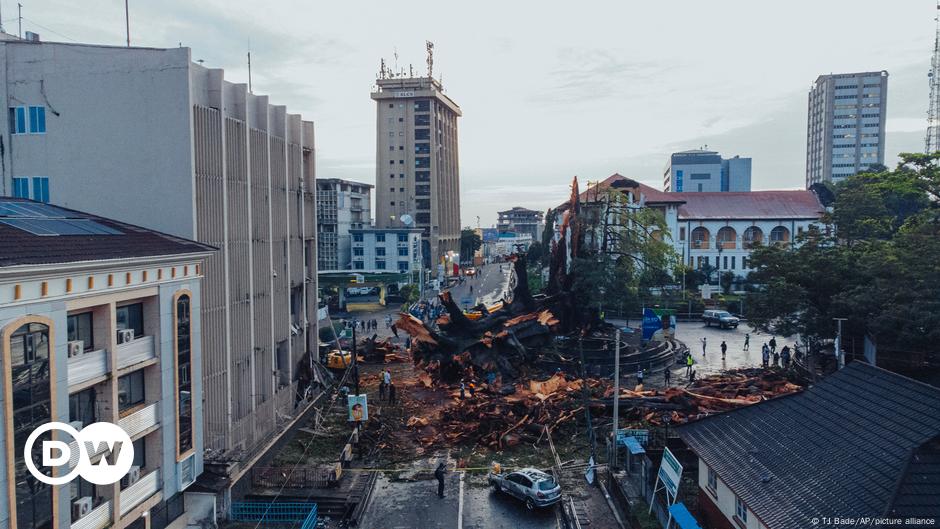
(12, 177, 29, 198)
(9, 106, 26, 134)
(770, 226, 790, 244)
(416, 199, 430, 210)
(399, 145, 404, 150)
(399, 173, 405, 178)
(176, 294, 194, 456)
(9, 321, 54, 529)
(415, 143, 430, 154)
(390, 187, 395, 192)
(679, 227, 686, 240)
(398, 117, 403, 122)
(31, 177, 49, 203)
(353, 233, 364, 242)
(118, 370, 146, 411)
(67, 312, 94, 351)
(398, 261, 409, 271)
(707, 467, 718, 493)
(415, 157, 430, 168)
(398, 247, 409, 256)
(389, 173, 395, 179)
(28, 106, 45, 133)
(416, 212, 430, 223)
(731, 256, 736, 269)
(415, 129, 430, 141)
(389, 146, 395, 151)
(69, 387, 96, 426)
(398, 233, 408, 242)
(388, 103, 394, 108)
(414, 100, 430, 112)
(390, 201, 396, 206)
(353, 247, 364, 256)
(69, 478, 97, 521)
(723, 256, 728, 269)
(716, 227, 737, 249)
(415, 114, 431, 126)
(691, 227, 710, 249)
(389, 160, 395, 165)
(399, 187, 404, 192)
(735, 496, 748, 523)
(376, 233, 386, 242)
(415, 171, 430, 182)
(375, 259, 386, 270)
(353, 261, 364, 270)
(116, 303, 144, 337)
(742, 256, 749, 269)
(399, 159, 404, 164)
(690, 173, 711, 180)
(376, 247, 386, 256)
(131, 437, 146, 469)
(415, 185, 430, 196)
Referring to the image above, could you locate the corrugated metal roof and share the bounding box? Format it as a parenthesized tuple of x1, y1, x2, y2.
(677, 362, 940, 529)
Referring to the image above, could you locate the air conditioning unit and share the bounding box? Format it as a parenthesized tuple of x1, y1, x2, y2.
(71, 497, 92, 519)
(69, 421, 83, 431)
(67, 341, 84, 358)
(117, 329, 135, 344)
(122, 466, 141, 488)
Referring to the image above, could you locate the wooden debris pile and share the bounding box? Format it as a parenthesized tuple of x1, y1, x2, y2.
(359, 335, 409, 363)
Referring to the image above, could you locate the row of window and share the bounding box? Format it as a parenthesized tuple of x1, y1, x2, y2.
(352, 233, 410, 243)
(353, 246, 410, 257)
(9, 105, 47, 134)
(351, 259, 411, 271)
(12, 177, 50, 203)
(706, 467, 748, 524)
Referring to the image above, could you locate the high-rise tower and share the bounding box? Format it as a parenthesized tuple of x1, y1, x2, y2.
(927, 4, 940, 153)
(371, 45, 462, 269)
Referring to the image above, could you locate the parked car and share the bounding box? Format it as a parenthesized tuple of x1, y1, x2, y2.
(345, 287, 370, 296)
(702, 309, 740, 329)
(488, 468, 561, 509)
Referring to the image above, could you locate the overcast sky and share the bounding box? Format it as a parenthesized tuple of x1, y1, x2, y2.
(16, 0, 936, 226)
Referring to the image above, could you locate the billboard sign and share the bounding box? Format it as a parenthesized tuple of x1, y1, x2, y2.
(642, 308, 676, 342)
(347, 394, 369, 422)
(657, 446, 683, 498)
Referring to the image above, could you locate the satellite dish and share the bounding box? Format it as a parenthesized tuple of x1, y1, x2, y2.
(400, 214, 414, 226)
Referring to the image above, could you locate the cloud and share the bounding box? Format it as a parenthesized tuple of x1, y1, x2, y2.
(532, 47, 671, 105)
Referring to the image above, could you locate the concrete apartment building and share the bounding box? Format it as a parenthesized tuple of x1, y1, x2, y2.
(349, 228, 423, 274)
(316, 178, 373, 271)
(806, 71, 888, 188)
(663, 150, 752, 193)
(497, 207, 543, 241)
(371, 74, 462, 269)
(0, 37, 318, 506)
(0, 198, 215, 529)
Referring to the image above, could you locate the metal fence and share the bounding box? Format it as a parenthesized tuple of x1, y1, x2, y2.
(251, 466, 339, 489)
(229, 501, 318, 529)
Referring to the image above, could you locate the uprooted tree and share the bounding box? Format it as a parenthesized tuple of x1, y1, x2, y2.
(396, 175, 679, 383)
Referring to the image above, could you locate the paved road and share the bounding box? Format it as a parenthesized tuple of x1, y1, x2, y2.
(676, 321, 798, 377)
(445, 263, 512, 309)
(359, 470, 560, 529)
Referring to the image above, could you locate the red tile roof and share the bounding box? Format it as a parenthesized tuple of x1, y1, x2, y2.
(556, 174, 685, 211)
(674, 190, 825, 220)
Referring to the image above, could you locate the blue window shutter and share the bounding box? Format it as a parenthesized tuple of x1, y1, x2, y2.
(15, 107, 26, 134)
(12, 177, 28, 198)
(29, 106, 45, 133)
(32, 177, 49, 202)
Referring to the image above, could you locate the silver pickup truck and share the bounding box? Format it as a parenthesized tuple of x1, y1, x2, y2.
(488, 468, 561, 509)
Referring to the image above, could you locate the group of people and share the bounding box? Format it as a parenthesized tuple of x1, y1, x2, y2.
(348, 319, 380, 332)
(377, 368, 398, 405)
(760, 337, 792, 369)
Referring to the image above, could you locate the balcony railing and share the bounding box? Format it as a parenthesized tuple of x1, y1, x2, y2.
(68, 348, 108, 387)
(71, 500, 111, 529)
(718, 240, 736, 249)
(120, 469, 161, 516)
(118, 402, 160, 439)
(691, 240, 710, 249)
(116, 335, 155, 370)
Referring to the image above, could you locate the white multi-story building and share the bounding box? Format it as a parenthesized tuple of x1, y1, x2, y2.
(0, 198, 215, 529)
(667, 191, 826, 278)
(316, 178, 373, 271)
(554, 175, 825, 280)
(0, 35, 318, 503)
(350, 228, 423, 275)
(806, 71, 888, 187)
(663, 150, 752, 193)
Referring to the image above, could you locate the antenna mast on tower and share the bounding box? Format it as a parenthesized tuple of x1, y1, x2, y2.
(426, 40, 434, 79)
(926, 2, 940, 153)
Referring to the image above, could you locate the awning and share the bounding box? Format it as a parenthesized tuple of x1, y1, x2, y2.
(619, 435, 646, 455)
(668, 503, 702, 529)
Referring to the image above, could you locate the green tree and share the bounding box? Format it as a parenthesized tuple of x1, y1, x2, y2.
(459, 227, 482, 263)
(746, 153, 940, 356)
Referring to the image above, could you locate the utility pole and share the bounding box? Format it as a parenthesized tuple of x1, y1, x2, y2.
(351, 320, 360, 395)
(611, 329, 621, 469)
(247, 51, 253, 93)
(124, 0, 130, 46)
(926, 1, 940, 154)
(834, 318, 847, 370)
(17, 3, 22, 39)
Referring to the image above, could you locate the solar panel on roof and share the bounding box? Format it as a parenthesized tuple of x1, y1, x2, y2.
(0, 218, 122, 236)
(0, 201, 71, 218)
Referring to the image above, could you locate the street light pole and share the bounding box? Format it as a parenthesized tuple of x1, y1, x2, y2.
(612, 329, 621, 469)
(834, 317, 847, 370)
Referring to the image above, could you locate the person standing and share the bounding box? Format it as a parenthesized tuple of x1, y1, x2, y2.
(720, 341, 727, 360)
(772, 350, 780, 367)
(701, 337, 707, 357)
(686, 354, 694, 376)
(663, 368, 671, 387)
(636, 367, 644, 386)
(435, 463, 447, 498)
(769, 336, 777, 355)
(459, 381, 466, 400)
(379, 379, 386, 401)
(744, 333, 750, 351)
(388, 382, 397, 405)
(383, 370, 392, 401)
(761, 343, 770, 368)
(781, 345, 792, 368)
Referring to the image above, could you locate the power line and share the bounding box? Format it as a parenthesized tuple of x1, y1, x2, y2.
(20, 17, 79, 42)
